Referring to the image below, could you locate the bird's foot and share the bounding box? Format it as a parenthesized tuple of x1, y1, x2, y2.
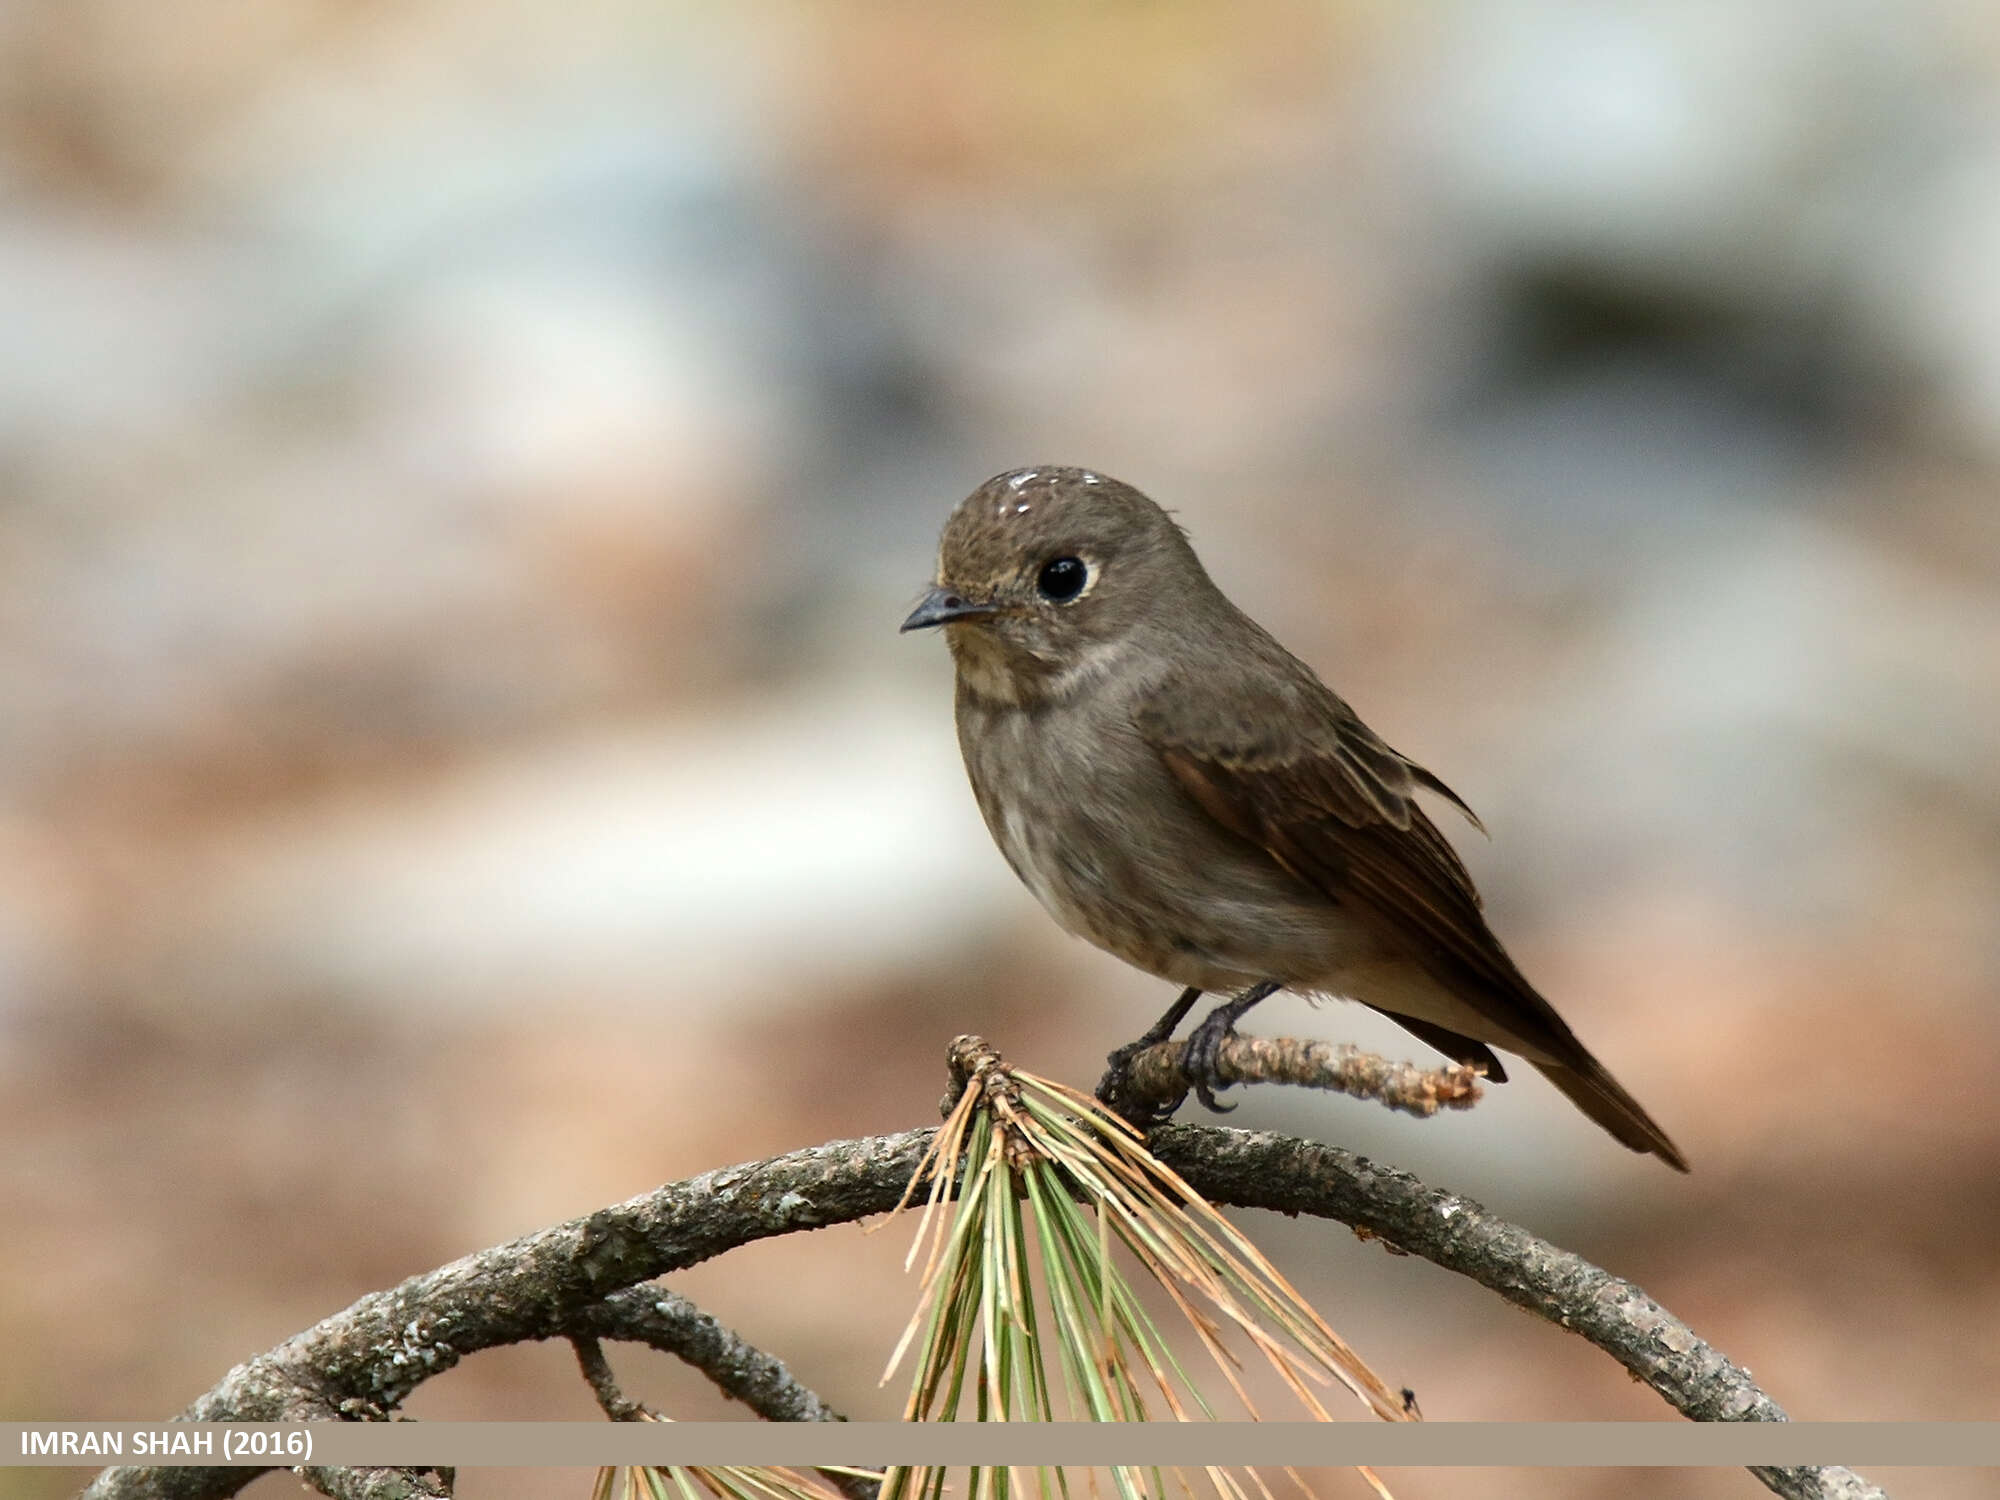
(1095, 1037, 1186, 1130)
(1180, 1008, 1240, 1114)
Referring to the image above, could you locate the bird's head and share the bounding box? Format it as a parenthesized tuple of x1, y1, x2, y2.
(901, 466, 1203, 703)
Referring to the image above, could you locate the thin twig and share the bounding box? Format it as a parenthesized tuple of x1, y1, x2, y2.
(572, 1333, 664, 1422)
(1121, 1035, 1484, 1118)
(577, 1286, 848, 1424)
(572, 1308, 877, 1500)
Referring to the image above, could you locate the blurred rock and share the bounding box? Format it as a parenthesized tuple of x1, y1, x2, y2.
(123, 686, 1016, 1019)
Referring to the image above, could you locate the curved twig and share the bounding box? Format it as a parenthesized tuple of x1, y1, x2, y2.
(575, 1286, 849, 1425)
(1143, 1125, 1884, 1500)
(83, 1117, 1882, 1500)
(570, 1307, 877, 1500)
(572, 1334, 665, 1423)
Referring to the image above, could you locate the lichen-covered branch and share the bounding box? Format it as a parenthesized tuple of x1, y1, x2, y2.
(83, 1131, 929, 1500)
(82, 1069, 1881, 1500)
(1146, 1124, 1885, 1500)
(297, 1466, 456, 1500)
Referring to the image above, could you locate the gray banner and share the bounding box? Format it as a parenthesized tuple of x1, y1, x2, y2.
(6, 1422, 1994, 1468)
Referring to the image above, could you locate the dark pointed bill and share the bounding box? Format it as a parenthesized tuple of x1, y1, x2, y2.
(901, 585, 999, 632)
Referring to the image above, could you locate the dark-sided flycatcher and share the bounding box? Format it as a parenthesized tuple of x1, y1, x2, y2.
(902, 465, 1687, 1171)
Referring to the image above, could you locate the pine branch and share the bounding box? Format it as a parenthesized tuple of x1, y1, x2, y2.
(81, 1057, 1882, 1500)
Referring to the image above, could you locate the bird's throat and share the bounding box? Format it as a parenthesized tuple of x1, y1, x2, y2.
(946, 627, 1037, 707)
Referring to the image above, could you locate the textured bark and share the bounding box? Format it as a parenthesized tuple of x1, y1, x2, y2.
(83, 1120, 1882, 1500)
(1147, 1125, 1884, 1500)
(298, 1466, 455, 1500)
(84, 1132, 926, 1500)
(1123, 1035, 1485, 1118)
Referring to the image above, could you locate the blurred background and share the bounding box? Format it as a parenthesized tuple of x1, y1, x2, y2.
(5, 1, 1998, 1497)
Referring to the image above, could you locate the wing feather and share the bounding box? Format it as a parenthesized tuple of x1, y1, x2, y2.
(1139, 676, 1688, 1169)
(1142, 683, 1578, 1061)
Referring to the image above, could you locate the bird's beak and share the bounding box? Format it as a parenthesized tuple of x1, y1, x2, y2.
(900, 584, 1000, 633)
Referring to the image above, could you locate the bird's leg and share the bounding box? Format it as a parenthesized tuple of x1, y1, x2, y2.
(1095, 986, 1203, 1126)
(1183, 980, 1283, 1113)
(1136, 985, 1205, 1049)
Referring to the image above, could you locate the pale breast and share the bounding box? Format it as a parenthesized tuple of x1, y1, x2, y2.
(954, 687, 1365, 994)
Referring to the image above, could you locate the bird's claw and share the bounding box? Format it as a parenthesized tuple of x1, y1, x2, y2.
(1095, 1039, 1185, 1130)
(1192, 1079, 1236, 1113)
(1182, 1013, 1239, 1114)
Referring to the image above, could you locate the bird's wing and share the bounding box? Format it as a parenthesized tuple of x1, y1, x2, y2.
(1133, 676, 1571, 1065)
(1135, 669, 1690, 1171)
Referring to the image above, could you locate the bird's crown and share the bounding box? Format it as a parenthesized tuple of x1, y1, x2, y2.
(934, 465, 1189, 597)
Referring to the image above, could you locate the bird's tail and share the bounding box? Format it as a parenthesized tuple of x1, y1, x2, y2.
(1534, 1057, 1690, 1173)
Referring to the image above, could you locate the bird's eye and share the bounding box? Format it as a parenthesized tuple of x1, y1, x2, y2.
(1036, 556, 1089, 602)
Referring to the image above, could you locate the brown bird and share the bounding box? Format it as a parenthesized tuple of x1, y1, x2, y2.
(902, 465, 1688, 1171)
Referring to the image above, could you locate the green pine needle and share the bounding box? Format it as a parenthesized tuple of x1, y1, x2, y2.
(877, 1038, 1413, 1500)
